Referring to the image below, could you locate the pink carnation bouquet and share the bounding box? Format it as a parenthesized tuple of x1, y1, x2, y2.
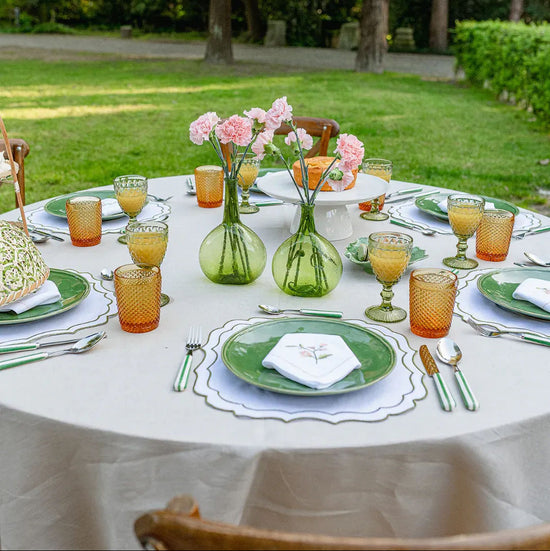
(250, 99, 365, 205)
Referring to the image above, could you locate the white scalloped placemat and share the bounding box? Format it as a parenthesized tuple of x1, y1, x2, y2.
(25, 201, 170, 235)
(194, 317, 426, 423)
(0, 271, 116, 343)
(388, 200, 540, 235)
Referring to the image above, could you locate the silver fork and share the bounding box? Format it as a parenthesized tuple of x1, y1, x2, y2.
(147, 193, 173, 202)
(173, 327, 202, 391)
(465, 316, 550, 346)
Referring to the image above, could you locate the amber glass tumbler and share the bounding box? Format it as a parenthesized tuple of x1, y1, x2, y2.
(359, 159, 392, 221)
(409, 268, 458, 338)
(66, 196, 102, 247)
(195, 165, 224, 208)
(476, 209, 515, 262)
(114, 264, 161, 333)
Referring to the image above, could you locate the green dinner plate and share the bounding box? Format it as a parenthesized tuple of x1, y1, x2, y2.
(477, 267, 550, 321)
(344, 238, 428, 275)
(221, 318, 396, 396)
(0, 269, 90, 325)
(44, 190, 125, 221)
(415, 192, 519, 221)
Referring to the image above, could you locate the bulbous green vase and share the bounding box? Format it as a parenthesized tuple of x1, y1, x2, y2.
(272, 203, 342, 297)
(199, 177, 266, 285)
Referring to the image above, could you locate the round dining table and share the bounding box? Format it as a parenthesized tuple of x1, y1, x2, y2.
(0, 174, 549, 550)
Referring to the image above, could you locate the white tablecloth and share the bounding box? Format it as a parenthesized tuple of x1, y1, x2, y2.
(1, 176, 550, 550)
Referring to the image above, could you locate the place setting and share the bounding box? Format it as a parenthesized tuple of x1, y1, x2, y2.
(24, 175, 171, 238)
(387, 190, 541, 237)
(0, 221, 115, 346)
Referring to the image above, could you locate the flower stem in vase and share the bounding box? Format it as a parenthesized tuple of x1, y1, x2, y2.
(272, 203, 342, 297)
(199, 177, 266, 285)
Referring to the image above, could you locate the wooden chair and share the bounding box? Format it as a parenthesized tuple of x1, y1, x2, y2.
(220, 116, 340, 168)
(134, 494, 550, 550)
(274, 116, 340, 158)
(0, 138, 30, 207)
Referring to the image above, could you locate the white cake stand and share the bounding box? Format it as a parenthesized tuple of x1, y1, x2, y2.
(256, 171, 388, 241)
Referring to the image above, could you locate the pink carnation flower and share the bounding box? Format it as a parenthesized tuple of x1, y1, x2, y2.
(285, 128, 314, 151)
(326, 167, 354, 192)
(215, 115, 253, 146)
(244, 107, 267, 124)
(265, 96, 293, 130)
(335, 133, 364, 171)
(251, 129, 274, 160)
(189, 112, 220, 145)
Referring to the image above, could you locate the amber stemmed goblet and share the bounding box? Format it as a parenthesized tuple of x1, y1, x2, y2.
(237, 153, 261, 214)
(113, 174, 148, 244)
(443, 194, 485, 270)
(126, 220, 170, 307)
(365, 231, 413, 323)
(359, 158, 392, 221)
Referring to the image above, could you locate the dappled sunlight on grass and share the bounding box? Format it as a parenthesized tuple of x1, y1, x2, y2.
(2, 104, 159, 120)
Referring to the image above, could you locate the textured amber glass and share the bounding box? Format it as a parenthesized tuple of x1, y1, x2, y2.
(66, 196, 101, 247)
(114, 264, 161, 333)
(195, 165, 224, 208)
(476, 209, 514, 262)
(113, 175, 148, 218)
(237, 154, 261, 214)
(443, 194, 485, 270)
(126, 221, 168, 267)
(365, 231, 413, 323)
(359, 159, 392, 218)
(409, 269, 458, 338)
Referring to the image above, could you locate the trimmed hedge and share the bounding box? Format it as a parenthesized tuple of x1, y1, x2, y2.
(454, 20, 550, 123)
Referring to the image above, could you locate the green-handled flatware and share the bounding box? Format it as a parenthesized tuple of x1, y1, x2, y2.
(419, 344, 456, 412)
(0, 335, 86, 355)
(0, 331, 106, 371)
(259, 304, 342, 318)
(436, 338, 479, 411)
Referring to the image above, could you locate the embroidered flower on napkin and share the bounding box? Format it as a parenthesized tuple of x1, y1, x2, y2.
(262, 333, 361, 390)
(512, 278, 550, 313)
(101, 198, 123, 217)
(438, 199, 495, 213)
(0, 280, 61, 314)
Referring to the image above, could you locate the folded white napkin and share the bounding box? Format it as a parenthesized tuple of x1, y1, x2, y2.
(438, 199, 494, 213)
(101, 198, 123, 217)
(512, 278, 550, 313)
(262, 333, 361, 390)
(0, 281, 61, 314)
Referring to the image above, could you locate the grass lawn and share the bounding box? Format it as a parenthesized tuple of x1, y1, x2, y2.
(0, 52, 549, 214)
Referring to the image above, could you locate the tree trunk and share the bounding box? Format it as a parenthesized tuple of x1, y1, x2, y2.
(429, 0, 448, 52)
(509, 0, 524, 21)
(355, 0, 388, 74)
(205, 0, 233, 64)
(243, 0, 264, 42)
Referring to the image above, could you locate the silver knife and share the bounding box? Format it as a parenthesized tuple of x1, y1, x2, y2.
(385, 191, 438, 204)
(27, 226, 65, 242)
(419, 345, 456, 411)
(385, 187, 423, 200)
(512, 226, 550, 240)
(0, 336, 83, 355)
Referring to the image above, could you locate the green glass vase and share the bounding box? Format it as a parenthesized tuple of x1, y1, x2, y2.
(199, 176, 266, 285)
(272, 203, 343, 297)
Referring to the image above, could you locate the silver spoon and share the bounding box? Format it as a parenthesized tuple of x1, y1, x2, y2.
(524, 252, 550, 267)
(258, 304, 342, 318)
(100, 268, 114, 281)
(30, 233, 49, 244)
(0, 331, 106, 371)
(436, 338, 479, 411)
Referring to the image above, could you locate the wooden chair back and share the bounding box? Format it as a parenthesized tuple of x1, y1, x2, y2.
(220, 116, 340, 168)
(274, 116, 340, 158)
(134, 495, 550, 551)
(0, 138, 30, 207)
